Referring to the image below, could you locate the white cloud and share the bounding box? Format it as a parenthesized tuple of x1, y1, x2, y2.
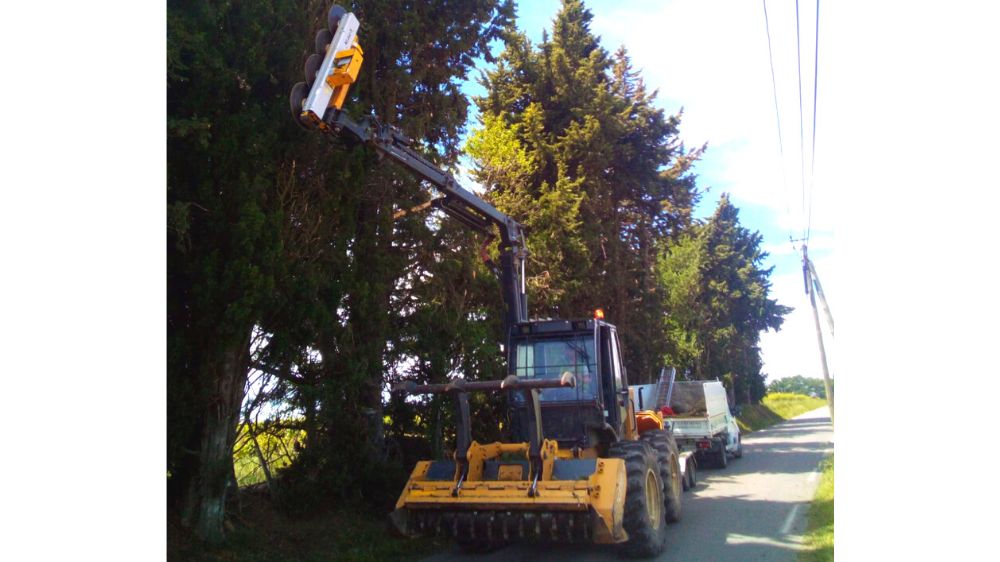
(587, 0, 834, 382)
(761, 258, 836, 380)
(589, 0, 823, 228)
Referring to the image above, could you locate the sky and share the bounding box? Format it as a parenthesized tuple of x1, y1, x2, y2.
(465, 0, 835, 382)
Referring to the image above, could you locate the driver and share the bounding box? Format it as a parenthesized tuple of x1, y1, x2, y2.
(556, 345, 593, 394)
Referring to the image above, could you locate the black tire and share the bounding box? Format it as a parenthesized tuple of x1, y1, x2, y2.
(289, 81, 310, 129)
(328, 4, 347, 33)
(734, 435, 743, 458)
(686, 457, 697, 490)
(304, 53, 322, 86)
(608, 441, 668, 558)
(639, 429, 682, 523)
(716, 438, 728, 469)
(315, 28, 333, 55)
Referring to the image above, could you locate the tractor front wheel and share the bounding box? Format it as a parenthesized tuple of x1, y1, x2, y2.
(640, 429, 683, 523)
(609, 441, 668, 558)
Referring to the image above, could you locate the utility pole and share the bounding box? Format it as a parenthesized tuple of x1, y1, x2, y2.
(803, 245, 834, 424)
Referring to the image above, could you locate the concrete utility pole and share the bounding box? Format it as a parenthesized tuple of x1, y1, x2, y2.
(803, 245, 834, 424)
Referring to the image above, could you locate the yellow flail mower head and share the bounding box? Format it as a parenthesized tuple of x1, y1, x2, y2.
(389, 374, 668, 554)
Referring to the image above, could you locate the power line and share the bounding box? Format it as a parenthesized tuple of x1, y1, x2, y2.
(795, 0, 806, 241)
(806, 0, 820, 242)
(762, 0, 795, 245)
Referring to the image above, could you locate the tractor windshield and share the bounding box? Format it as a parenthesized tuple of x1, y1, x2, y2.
(513, 336, 598, 402)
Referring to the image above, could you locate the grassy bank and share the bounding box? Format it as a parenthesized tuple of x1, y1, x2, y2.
(737, 392, 827, 432)
(799, 455, 834, 561)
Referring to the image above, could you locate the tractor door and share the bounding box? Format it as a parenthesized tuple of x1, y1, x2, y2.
(599, 325, 633, 439)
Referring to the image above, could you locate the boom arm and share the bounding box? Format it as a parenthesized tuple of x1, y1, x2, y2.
(325, 110, 529, 328)
(289, 4, 528, 329)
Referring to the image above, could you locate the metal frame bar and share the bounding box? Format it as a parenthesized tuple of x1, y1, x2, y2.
(395, 374, 574, 495)
(302, 13, 360, 120)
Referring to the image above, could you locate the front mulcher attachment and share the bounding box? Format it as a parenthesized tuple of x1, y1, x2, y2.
(389, 375, 666, 556)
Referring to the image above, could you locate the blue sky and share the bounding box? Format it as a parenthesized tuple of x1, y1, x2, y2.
(460, 0, 834, 381)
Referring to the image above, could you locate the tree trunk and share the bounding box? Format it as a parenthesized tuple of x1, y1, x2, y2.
(183, 334, 251, 544)
(249, 426, 276, 498)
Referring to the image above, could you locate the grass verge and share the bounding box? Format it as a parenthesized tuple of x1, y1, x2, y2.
(799, 455, 834, 561)
(168, 492, 446, 562)
(737, 392, 827, 432)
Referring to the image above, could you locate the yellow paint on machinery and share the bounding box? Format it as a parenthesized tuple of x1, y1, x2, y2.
(326, 41, 364, 109)
(392, 439, 629, 544)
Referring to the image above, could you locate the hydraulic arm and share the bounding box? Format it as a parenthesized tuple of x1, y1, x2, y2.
(288, 6, 680, 555)
(290, 6, 528, 329)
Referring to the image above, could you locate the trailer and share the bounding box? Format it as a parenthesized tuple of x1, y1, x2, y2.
(632, 369, 699, 490)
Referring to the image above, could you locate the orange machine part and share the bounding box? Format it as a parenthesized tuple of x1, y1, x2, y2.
(635, 410, 663, 434)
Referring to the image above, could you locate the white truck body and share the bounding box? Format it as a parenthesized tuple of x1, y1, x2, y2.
(665, 381, 742, 465)
(669, 381, 731, 440)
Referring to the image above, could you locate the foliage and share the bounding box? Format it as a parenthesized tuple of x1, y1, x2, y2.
(167, 0, 319, 542)
(169, 498, 444, 562)
(657, 195, 791, 403)
(762, 392, 828, 420)
(736, 393, 827, 432)
(769, 375, 831, 399)
(168, 0, 516, 541)
(232, 422, 306, 487)
(801, 455, 834, 561)
(467, 0, 703, 383)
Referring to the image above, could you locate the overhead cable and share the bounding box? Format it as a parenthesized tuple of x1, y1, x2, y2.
(807, 0, 820, 242)
(762, 0, 795, 245)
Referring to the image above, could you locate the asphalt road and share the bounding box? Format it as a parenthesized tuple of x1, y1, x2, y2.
(421, 407, 833, 562)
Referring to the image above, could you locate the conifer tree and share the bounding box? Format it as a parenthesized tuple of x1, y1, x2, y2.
(657, 195, 791, 402)
(168, 0, 514, 538)
(468, 0, 701, 382)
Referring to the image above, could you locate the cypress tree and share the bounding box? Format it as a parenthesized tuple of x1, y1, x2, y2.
(168, 0, 514, 537)
(468, 0, 701, 382)
(656, 194, 791, 402)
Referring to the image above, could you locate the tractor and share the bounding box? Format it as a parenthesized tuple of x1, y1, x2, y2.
(289, 5, 683, 557)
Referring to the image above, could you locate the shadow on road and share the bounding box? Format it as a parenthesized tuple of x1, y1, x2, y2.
(420, 495, 813, 562)
(420, 412, 833, 561)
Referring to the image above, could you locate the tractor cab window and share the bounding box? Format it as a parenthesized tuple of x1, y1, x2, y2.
(512, 336, 598, 402)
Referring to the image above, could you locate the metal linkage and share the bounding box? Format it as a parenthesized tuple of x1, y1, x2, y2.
(395, 374, 574, 497)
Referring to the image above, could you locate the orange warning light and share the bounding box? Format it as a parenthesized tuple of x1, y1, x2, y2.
(594, 308, 605, 320)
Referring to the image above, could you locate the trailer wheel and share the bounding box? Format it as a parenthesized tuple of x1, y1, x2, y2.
(716, 440, 728, 469)
(609, 441, 668, 558)
(640, 429, 682, 523)
(734, 435, 743, 458)
(686, 458, 697, 490)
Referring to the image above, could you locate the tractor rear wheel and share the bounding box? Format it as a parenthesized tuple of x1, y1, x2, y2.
(639, 429, 682, 523)
(609, 441, 668, 558)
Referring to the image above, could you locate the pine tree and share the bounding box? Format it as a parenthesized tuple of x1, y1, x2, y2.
(468, 0, 701, 382)
(656, 194, 791, 402)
